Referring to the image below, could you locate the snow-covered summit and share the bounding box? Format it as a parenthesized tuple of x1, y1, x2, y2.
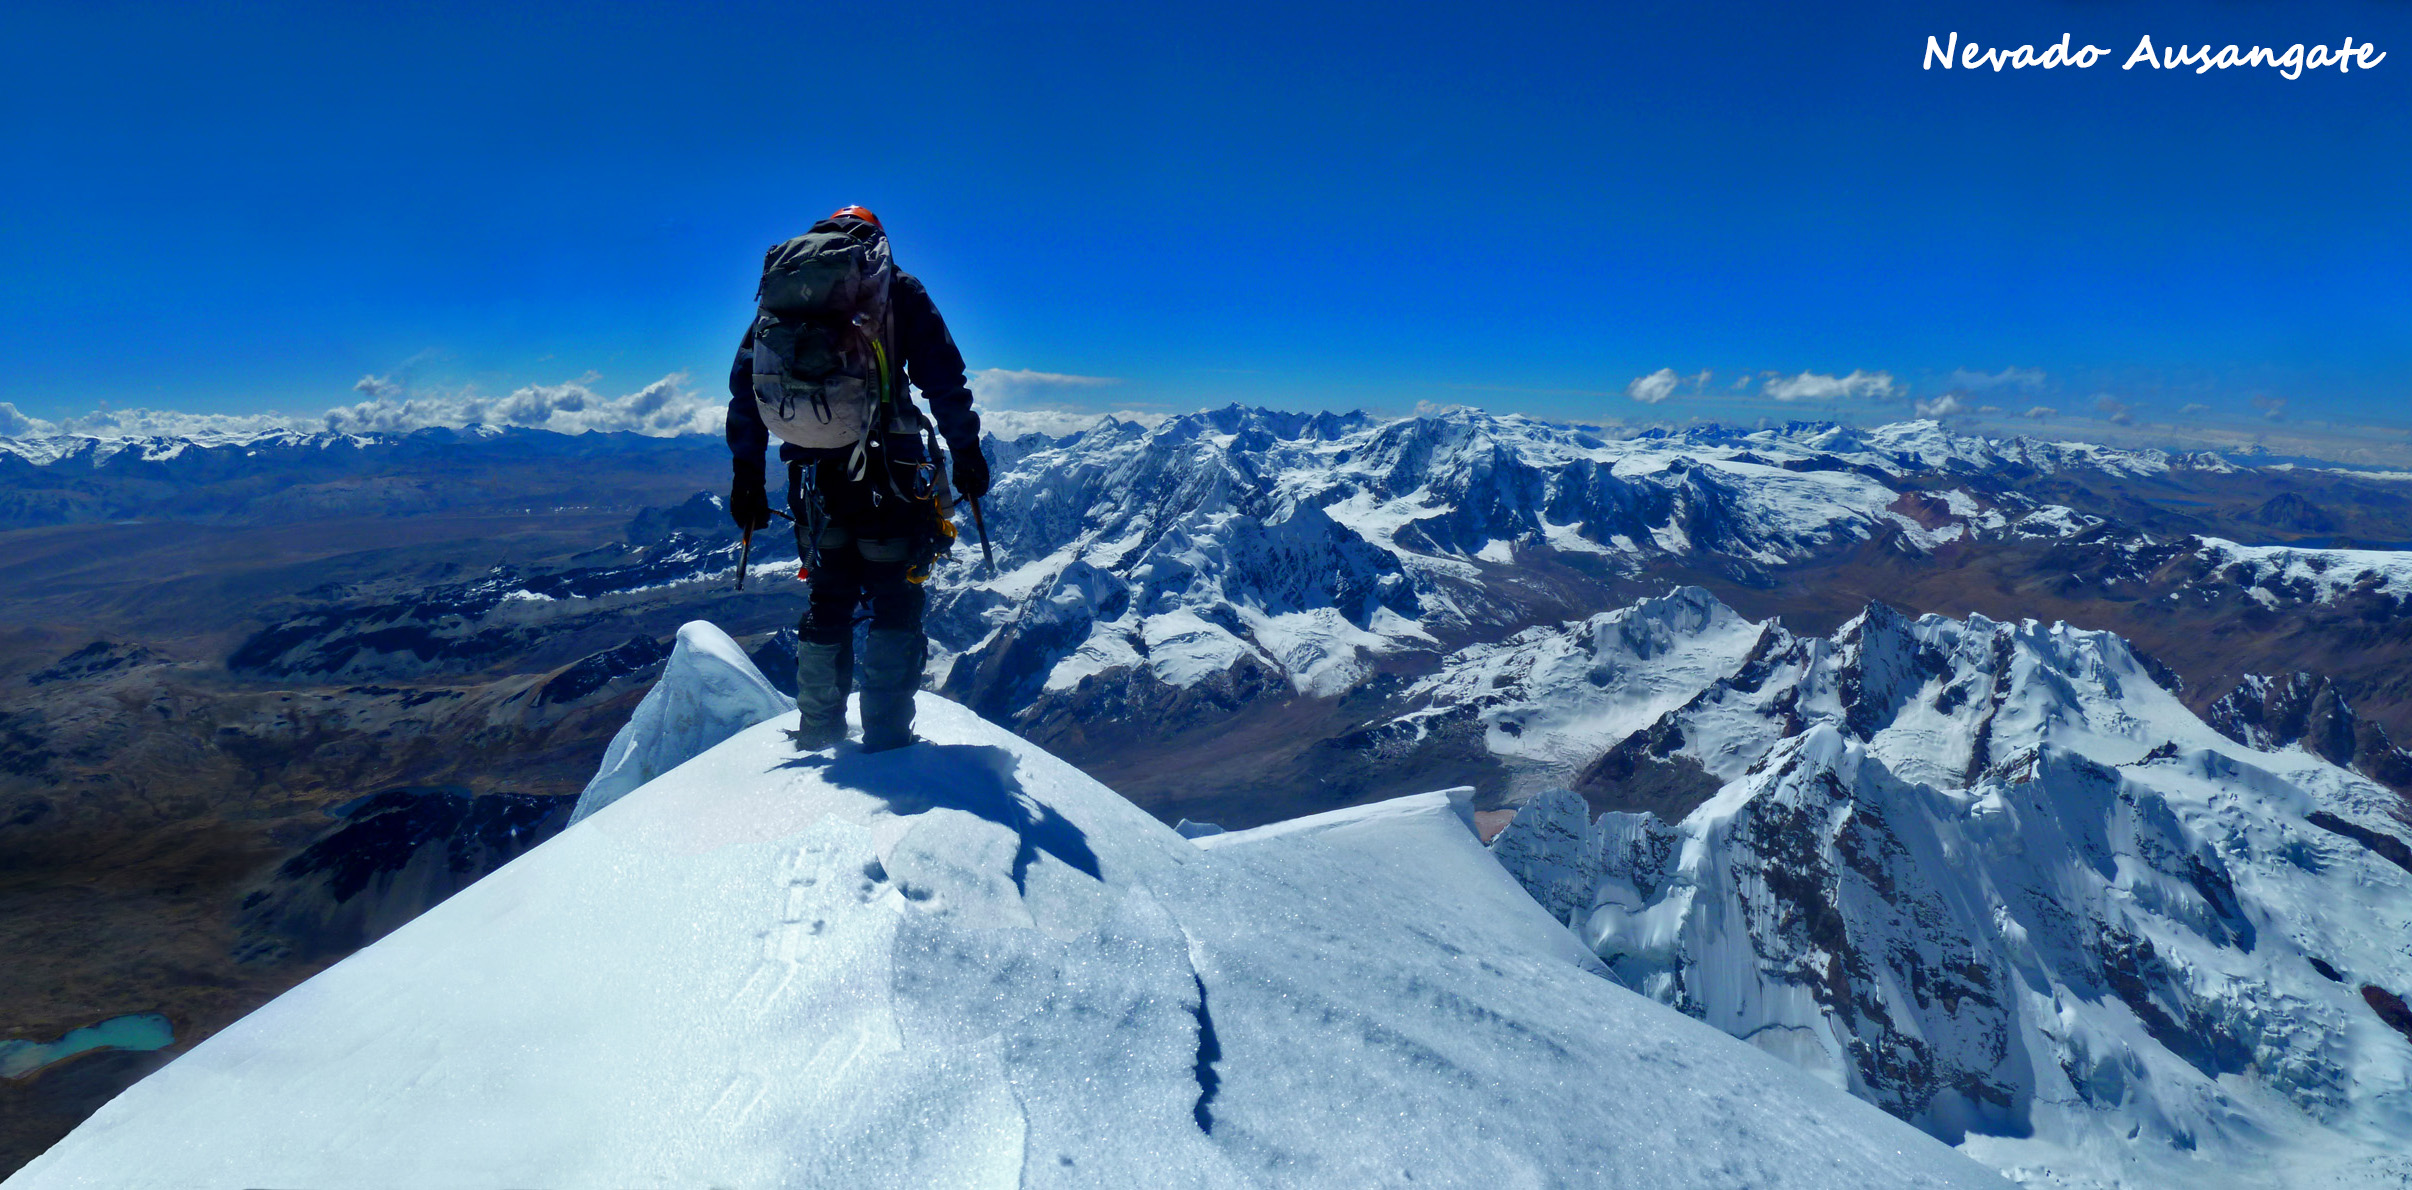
(1478, 590, 2412, 1190)
(11, 623, 2006, 1189)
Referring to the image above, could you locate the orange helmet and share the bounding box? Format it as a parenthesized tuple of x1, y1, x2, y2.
(829, 205, 882, 229)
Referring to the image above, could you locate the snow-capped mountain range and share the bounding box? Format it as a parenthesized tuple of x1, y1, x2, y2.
(934, 409, 2221, 714)
(911, 408, 2412, 813)
(0, 422, 729, 527)
(1481, 589, 2412, 1190)
(111, 408, 2397, 690)
(180, 405, 2412, 815)
(0, 426, 407, 468)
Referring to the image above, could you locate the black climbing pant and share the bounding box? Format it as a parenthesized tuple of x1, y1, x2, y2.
(795, 539, 928, 751)
(787, 440, 936, 752)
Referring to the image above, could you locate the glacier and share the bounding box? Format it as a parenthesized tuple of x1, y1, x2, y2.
(7, 624, 2007, 1189)
(1485, 591, 2412, 1190)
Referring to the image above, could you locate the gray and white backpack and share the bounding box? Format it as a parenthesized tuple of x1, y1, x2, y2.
(749, 219, 907, 455)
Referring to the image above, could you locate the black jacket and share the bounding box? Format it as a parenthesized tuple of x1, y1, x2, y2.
(726, 269, 980, 467)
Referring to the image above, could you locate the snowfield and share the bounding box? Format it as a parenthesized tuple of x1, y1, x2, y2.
(8, 623, 2006, 1190)
(2194, 536, 2412, 604)
(1397, 585, 1769, 781)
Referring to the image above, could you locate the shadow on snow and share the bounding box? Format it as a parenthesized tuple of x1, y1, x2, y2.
(779, 742, 1102, 891)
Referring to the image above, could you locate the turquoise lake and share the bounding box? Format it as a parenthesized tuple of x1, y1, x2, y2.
(0, 1013, 176, 1079)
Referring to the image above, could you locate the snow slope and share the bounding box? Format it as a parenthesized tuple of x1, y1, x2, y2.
(11, 628, 2006, 1190)
(1483, 593, 2412, 1190)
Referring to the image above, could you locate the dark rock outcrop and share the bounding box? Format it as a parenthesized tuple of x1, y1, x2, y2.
(27, 642, 164, 686)
(2211, 673, 2412, 796)
(235, 787, 573, 963)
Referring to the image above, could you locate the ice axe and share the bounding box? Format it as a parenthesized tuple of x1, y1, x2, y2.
(968, 496, 996, 577)
(733, 507, 795, 590)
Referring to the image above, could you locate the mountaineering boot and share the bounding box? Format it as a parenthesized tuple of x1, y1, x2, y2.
(793, 637, 852, 749)
(857, 628, 925, 753)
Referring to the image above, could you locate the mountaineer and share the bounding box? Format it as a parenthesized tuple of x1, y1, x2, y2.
(725, 205, 990, 752)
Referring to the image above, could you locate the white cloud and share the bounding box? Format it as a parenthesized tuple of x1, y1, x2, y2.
(2251, 395, 2288, 422)
(2094, 395, 2134, 426)
(0, 402, 56, 437)
(1944, 366, 2046, 392)
(4, 365, 1159, 444)
(321, 374, 721, 437)
(1626, 368, 1680, 405)
(3, 374, 724, 443)
(37, 406, 309, 439)
(1763, 369, 1900, 402)
(1914, 394, 1969, 418)
(2024, 406, 2059, 419)
(968, 368, 1121, 407)
(962, 368, 1154, 440)
(2180, 402, 2211, 415)
(1624, 368, 1716, 405)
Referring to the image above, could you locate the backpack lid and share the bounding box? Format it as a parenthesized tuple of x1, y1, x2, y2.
(810, 214, 886, 246)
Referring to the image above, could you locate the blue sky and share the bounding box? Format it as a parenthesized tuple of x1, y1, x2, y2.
(3, 0, 2406, 446)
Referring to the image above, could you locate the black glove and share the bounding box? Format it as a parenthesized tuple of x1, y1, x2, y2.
(948, 440, 991, 501)
(729, 460, 772, 530)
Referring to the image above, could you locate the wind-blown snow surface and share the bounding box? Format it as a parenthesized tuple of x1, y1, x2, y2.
(1483, 594, 2412, 1190)
(12, 635, 2006, 1189)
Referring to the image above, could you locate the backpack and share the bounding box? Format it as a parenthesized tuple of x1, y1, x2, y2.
(749, 219, 905, 452)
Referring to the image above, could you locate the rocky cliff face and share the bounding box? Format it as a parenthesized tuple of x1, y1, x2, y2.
(234, 786, 573, 963)
(2208, 672, 2412, 796)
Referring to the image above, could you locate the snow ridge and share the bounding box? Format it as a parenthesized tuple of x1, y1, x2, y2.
(11, 633, 2009, 1190)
